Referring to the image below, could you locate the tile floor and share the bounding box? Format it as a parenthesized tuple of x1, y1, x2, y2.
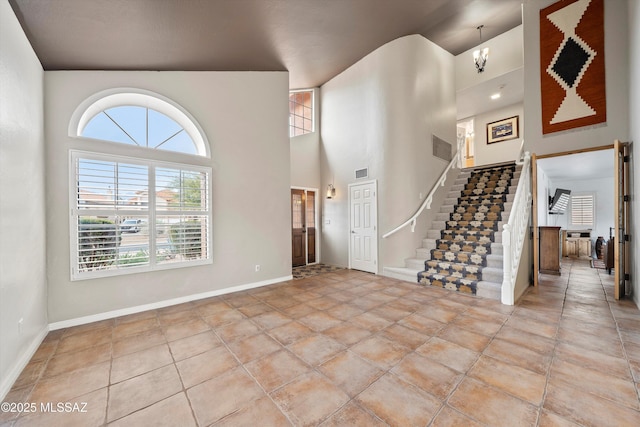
(2, 258, 639, 426)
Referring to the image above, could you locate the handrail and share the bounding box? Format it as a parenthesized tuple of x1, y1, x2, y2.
(501, 150, 532, 305)
(382, 137, 463, 239)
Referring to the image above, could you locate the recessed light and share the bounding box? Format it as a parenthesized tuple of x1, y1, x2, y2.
(491, 93, 501, 100)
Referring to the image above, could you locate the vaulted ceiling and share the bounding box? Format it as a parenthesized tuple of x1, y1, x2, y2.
(9, 0, 523, 89)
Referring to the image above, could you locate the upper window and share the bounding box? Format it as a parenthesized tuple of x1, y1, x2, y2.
(570, 193, 595, 227)
(289, 90, 314, 137)
(70, 89, 210, 157)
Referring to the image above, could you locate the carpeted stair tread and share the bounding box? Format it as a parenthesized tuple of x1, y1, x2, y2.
(430, 248, 488, 266)
(440, 229, 494, 243)
(416, 162, 517, 297)
(434, 239, 492, 255)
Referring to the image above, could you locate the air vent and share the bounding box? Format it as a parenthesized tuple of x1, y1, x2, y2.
(355, 168, 368, 179)
(432, 135, 452, 161)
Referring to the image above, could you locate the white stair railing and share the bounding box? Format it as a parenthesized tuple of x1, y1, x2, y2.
(501, 150, 531, 305)
(382, 138, 464, 239)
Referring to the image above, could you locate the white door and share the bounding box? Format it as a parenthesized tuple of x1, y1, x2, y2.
(349, 181, 378, 273)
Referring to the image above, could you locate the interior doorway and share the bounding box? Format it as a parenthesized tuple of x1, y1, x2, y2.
(532, 144, 628, 299)
(457, 119, 475, 168)
(291, 188, 317, 267)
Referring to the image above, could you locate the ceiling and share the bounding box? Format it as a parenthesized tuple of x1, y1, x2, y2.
(9, 0, 523, 89)
(538, 150, 614, 181)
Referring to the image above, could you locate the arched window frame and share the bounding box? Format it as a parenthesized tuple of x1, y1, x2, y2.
(68, 89, 212, 280)
(69, 88, 210, 158)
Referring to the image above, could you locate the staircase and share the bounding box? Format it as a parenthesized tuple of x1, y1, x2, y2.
(384, 163, 521, 300)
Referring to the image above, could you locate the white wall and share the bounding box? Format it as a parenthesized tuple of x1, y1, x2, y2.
(456, 25, 524, 92)
(523, 0, 630, 155)
(473, 103, 524, 166)
(320, 35, 456, 270)
(628, 0, 640, 307)
(0, 2, 49, 399)
(290, 88, 321, 190)
(44, 71, 291, 323)
(546, 176, 615, 245)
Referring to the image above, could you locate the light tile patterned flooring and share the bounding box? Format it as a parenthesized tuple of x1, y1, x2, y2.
(2, 259, 640, 426)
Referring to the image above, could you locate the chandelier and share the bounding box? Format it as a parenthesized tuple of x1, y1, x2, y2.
(473, 25, 489, 73)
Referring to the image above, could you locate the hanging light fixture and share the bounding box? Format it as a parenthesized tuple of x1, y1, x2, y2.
(473, 25, 489, 73)
(326, 184, 336, 199)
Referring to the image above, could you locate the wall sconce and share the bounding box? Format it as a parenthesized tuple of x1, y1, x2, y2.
(473, 25, 489, 73)
(326, 184, 336, 199)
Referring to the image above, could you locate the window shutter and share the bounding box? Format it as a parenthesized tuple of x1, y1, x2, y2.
(570, 194, 594, 226)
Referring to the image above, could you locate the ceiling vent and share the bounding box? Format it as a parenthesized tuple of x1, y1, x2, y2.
(355, 168, 368, 179)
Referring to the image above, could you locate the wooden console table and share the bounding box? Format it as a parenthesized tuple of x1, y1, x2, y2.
(539, 226, 561, 275)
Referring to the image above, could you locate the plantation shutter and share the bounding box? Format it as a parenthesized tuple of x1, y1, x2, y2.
(570, 194, 594, 226)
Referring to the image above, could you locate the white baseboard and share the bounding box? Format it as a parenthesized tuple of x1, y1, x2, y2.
(49, 275, 293, 330)
(0, 326, 49, 401)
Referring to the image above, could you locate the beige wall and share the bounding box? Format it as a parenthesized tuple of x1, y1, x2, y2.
(320, 35, 456, 270)
(628, 0, 640, 307)
(44, 71, 291, 322)
(0, 1, 48, 399)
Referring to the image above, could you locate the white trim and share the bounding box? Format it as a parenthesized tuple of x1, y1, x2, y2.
(68, 88, 210, 158)
(49, 275, 292, 331)
(0, 327, 49, 401)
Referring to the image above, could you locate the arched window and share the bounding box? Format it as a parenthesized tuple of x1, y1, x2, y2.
(70, 89, 210, 157)
(69, 89, 212, 280)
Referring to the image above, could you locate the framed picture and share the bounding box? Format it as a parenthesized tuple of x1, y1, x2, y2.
(487, 116, 519, 144)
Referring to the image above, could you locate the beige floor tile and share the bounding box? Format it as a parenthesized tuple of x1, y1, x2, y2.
(417, 305, 460, 323)
(30, 361, 110, 403)
(245, 350, 310, 392)
(202, 307, 245, 327)
(379, 324, 429, 349)
(167, 330, 221, 361)
(214, 318, 261, 343)
(495, 324, 556, 356)
(279, 302, 317, 319)
(306, 295, 341, 311)
(319, 401, 386, 427)
(550, 358, 639, 410)
(226, 332, 282, 363)
(176, 345, 238, 389)
(448, 377, 538, 427)
(268, 321, 315, 346)
(325, 303, 365, 320)
(543, 381, 640, 427)
(350, 336, 409, 370)
(108, 392, 195, 426)
(56, 327, 112, 355)
(555, 340, 632, 380)
(469, 355, 547, 405)
(322, 323, 372, 346)
(398, 313, 446, 336)
(484, 338, 552, 375)
(452, 314, 504, 336)
(111, 344, 173, 384)
(29, 340, 58, 362)
(112, 328, 166, 358)
(298, 311, 343, 332)
(107, 365, 182, 422)
(430, 406, 484, 427)
(211, 396, 291, 426)
(349, 312, 393, 332)
(187, 367, 265, 426)
(162, 318, 210, 342)
(157, 308, 199, 326)
(288, 334, 345, 366)
(538, 409, 582, 427)
(252, 311, 293, 329)
(415, 337, 479, 373)
(437, 324, 491, 352)
(0, 385, 34, 424)
(62, 319, 115, 337)
(237, 302, 274, 317)
(356, 373, 441, 426)
(15, 387, 107, 427)
(112, 317, 159, 340)
(391, 352, 463, 399)
(43, 343, 111, 378)
(318, 351, 383, 397)
(11, 359, 47, 390)
(271, 371, 350, 426)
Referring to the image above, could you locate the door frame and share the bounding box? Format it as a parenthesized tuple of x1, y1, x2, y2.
(348, 179, 378, 273)
(291, 186, 320, 266)
(532, 144, 614, 284)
